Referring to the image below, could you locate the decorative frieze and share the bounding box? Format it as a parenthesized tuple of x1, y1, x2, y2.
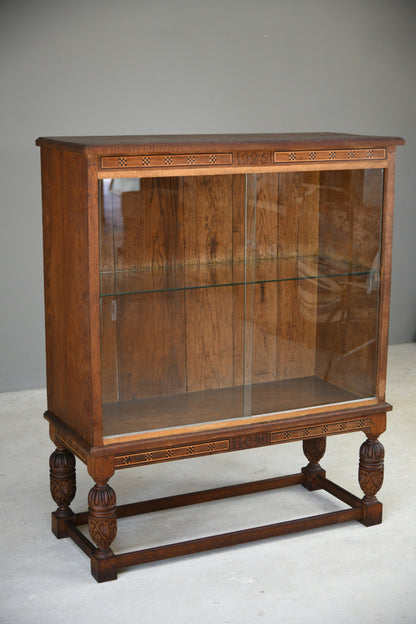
(101, 147, 387, 172)
(101, 152, 233, 170)
(114, 417, 371, 469)
(274, 148, 386, 164)
(270, 418, 370, 443)
(115, 439, 229, 468)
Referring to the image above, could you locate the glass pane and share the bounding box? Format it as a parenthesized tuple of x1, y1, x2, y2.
(99, 169, 384, 439)
(249, 169, 383, 417)
(100, 175, 247, 438)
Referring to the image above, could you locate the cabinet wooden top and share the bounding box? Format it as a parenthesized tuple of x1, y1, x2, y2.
(36, 132, 405, 155)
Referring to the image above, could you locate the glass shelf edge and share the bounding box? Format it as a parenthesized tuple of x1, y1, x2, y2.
(99, 269, 379, 298)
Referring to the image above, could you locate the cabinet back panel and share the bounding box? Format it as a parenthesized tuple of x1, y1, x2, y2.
(101, 297, 118, 403)
(183, 176, 233, 265)
(318, 169, 383, 267)
(274, 171, 319, 380)
(115, 178, 184, 270)
(99, 170, 380, 426)
(185, 286, 236, 393)
(314, 276, 379, 397)
(277, 172, 320, 258)
(117, 291, 186, 401)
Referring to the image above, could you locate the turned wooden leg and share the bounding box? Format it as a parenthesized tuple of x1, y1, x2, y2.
(88, 482, 117, 582)
(301, 437, 326, 490)
(359, 436, 384, 526)
(50, 446, 76, 538)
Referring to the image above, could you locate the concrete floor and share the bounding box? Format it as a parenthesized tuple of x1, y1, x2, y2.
(1, 343, 415, 624)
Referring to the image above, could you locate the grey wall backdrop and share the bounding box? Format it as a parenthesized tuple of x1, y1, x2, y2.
(1, 0, 415, 391)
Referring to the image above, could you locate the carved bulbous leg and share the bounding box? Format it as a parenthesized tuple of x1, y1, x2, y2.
(302, 437, 326, 490)
(359, 436, 384, 526)
(88, 482, 117, 582)
(50, 446, 76, 538)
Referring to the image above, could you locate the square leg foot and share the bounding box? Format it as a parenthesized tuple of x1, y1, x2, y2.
(91, 553, 117, 583)
(51, 511, 74, 539)
(359, 500, 383, 527)
(301, 468, 326, 491)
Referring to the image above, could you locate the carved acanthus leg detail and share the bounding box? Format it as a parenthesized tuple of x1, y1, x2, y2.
(88, 481, 118, 582)
(50, 446, 76, 514)
(88, 483, 117, 554)
(359, 436, 384, 526)
(49, 446, 76, 538)
(359, 437, 384, 502)
(302, 437, 326, 490)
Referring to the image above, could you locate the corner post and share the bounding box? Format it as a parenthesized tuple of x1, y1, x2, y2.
(49, 445, 76, 538)
(87, 456, 117, 582)
(359, 436, 384, 526)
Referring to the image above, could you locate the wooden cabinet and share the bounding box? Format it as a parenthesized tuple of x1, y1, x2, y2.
(37, 133, 404, 581)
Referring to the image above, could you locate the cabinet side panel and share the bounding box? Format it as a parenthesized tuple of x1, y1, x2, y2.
(376, 152, 396, 400)
(41, 147, 98, 445)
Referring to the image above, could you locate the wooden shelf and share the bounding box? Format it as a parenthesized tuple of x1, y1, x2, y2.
(102, 376, 363, 438)
(100, 255, 376, 297)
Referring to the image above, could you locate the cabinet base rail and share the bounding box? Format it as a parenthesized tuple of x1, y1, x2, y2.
(53, 472, 370, 582)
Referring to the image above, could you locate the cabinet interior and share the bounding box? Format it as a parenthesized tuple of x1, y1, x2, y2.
(99, 170, 383, 438)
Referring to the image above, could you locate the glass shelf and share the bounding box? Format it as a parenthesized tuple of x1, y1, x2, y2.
(100, 254, 378, 297)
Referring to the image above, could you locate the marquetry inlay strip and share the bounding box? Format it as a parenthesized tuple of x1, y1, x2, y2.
(273, 148, 386, 164)
(101, 153, 233, 170)
(114, 417, 371, 469)
(270, 417, 371, 443)
(115, 439, 230, 468)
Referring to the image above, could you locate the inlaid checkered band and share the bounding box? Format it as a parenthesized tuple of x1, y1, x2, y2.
(274, 148, 386, 164)
(115, 440, 229, 468)
(101, 153, 233, 169)
(114, 417, 371, 468)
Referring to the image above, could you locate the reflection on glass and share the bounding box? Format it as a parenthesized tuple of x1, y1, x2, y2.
(99, 170, 383, 438)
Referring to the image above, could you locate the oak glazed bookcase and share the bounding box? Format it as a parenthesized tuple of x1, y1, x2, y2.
(37, 133, 404, 582)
